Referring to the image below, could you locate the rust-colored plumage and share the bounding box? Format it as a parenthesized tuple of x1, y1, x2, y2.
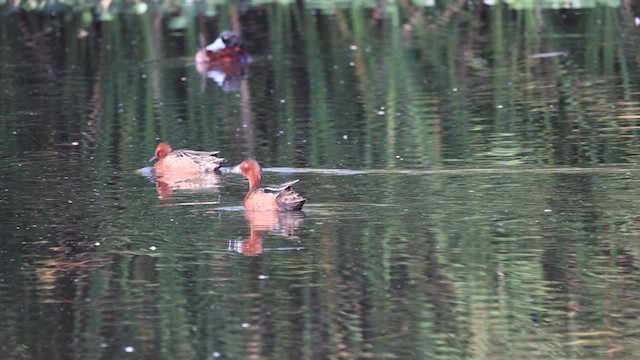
(195, 31, 249, 64)
(231, 159, 306, 211)
(151, 143, 225, 176)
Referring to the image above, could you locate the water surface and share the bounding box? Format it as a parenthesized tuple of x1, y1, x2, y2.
(2, 1, 640, 359)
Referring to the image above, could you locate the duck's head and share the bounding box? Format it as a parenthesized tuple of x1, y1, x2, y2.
(149, 142, 173, 162)
(206, 30, 244, 52)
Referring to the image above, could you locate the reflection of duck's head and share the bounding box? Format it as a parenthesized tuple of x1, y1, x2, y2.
(150, 142, 225, 176)
(231, 160, 306, 211)
(195, 31, 248, 64)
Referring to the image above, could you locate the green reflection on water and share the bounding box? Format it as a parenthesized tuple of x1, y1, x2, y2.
(2, 1, 640, 359)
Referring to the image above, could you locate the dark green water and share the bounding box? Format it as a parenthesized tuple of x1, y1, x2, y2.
(2, 2, 640, 359)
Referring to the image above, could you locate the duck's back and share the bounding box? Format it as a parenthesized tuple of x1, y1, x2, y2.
(274, 180, 306, 211)
(170, 149, 224, 172)
(276, 189, 306, 211)
(154, 153, 198, 174)
(244, 182, 306, 211)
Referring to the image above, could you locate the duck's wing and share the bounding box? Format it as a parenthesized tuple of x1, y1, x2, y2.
(178, 149, 221, 157)
(276, 188, 306, 211)
(264, 179, 299, 194)
(177, 149, 225, 164)
(168, 149, 225, 172)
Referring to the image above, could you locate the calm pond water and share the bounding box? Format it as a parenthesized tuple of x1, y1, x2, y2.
(2, 1, 640, 359)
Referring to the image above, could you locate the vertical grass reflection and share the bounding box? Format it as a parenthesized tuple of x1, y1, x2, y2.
(3, 2, 640, 359)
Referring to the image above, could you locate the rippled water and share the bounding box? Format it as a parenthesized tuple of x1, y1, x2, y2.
(2, 2, 640, 359)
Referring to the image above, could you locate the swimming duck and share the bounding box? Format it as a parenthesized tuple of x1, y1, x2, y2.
(150, 142, 225, 175)
(195, 30, 249, 63)
(230, 159, 306, 211)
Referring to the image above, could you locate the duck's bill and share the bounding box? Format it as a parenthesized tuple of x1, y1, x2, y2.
(149, 155, 158, 162)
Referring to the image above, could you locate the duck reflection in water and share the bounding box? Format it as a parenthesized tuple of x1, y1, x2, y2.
(194, 30, 250, 91)
(143, 142, 226, 199)
(229, 210, 306, 256)
(154, 173, 223, 200)
(37, 233, 111, 299)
